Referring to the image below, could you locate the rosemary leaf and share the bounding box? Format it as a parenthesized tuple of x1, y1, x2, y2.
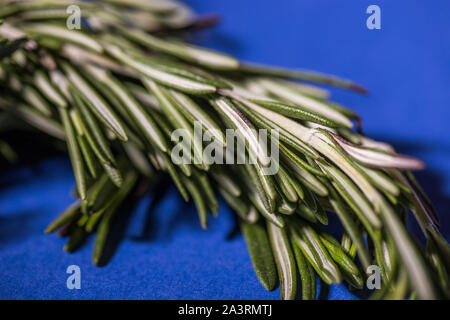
(267, 222, 297, 300)
(289, 218, 342, 285)
(85, 65, 168, 152)
(291, 237, 316, 300)
(22, 23, 103, 53)
(117, 26, 239, 70)
(105, 43, 216, 94)
(45, 200, 81, 234)
(63, 63, 128, 141)
(241, 221, 277, 291)
(59, 107, 87, 200)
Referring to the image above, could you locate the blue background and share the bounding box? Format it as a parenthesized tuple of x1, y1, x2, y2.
(1, 0, 449, 299)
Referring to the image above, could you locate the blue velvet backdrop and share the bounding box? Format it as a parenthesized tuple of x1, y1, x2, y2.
(1, 0, 449, 299)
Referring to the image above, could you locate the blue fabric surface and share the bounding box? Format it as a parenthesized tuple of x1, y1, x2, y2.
(1, 0, 450, 299)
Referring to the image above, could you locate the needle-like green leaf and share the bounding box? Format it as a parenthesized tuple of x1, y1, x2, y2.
(23, 85, 53, 116)
(291, 237, 316, 300)
(289, 218, 342, 285)
(117, 26, 239, 70)
(77, 133, 98, 179)
(62, 63, 128, 141)
(275, 185, 297, 215)
(33, 70, 67, 108)
(301, 188, 328, 225)
(210, 97, 271, 167)
(241, 221, 277, 291)
(332, 133, 425, 170)
(274, 164, 299, 203)
(92, 170, 137, 265)
(240, 63, 368, 94)
(283, 156, 328, 197)
(319, 230, 363, 288)
(59, 107, 87, 200)
(257, 78, 353, 128)
(45, 200, 81, 234)
(22, 23, 103, 53)
(218, 188, 253, 222)
(143, 78, 208, 169)
(320, 162, 381, 229)
(379, 199, 443, 299)
(0, 99, 64, 140)
(182, 175, 208, 229)
(158, 151, 190, 202)
(267, 222, 297, 300)
(357, 163, 400, 197)
(243, 162, 277, 214)
(104, 43, 217, 94)
(247, 189, 284, 228)
(71, 90, 115, 164)
(249, 98, 342, 128)
(170, 89, 226, 147)
(123, 142, 154, 178)
(85, 65, 168, 152)
(211, 167, 241, 197)
(64, 226, 88, 252)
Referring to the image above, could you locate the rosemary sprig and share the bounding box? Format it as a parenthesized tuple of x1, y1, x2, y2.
(1, 0, 448, 300)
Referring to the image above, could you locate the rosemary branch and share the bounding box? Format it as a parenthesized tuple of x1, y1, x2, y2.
(0, 0, 449, 300)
